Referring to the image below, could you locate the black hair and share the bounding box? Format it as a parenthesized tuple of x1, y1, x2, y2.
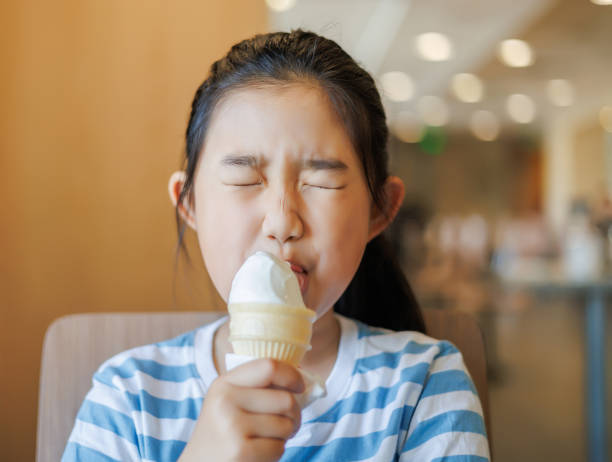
(175, 29, 425, 333)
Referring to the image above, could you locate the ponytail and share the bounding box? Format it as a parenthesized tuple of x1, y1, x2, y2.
(334, 235, 426, 333)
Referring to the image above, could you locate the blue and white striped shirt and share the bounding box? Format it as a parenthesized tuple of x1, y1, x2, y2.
(62, 314, 490, 461)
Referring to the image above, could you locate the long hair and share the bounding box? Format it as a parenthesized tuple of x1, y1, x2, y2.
(176, 30, 425, 333)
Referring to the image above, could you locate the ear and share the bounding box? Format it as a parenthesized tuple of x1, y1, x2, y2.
(368, 176, 405, 241)
(168, 171, 196, 231)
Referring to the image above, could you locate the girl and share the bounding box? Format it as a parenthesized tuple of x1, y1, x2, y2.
(63, 30, 490, 461)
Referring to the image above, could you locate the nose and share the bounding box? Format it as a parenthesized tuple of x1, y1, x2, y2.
(262, 188, 304, 244)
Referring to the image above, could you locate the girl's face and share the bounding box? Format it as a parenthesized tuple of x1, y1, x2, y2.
(188, 84, 383, 316)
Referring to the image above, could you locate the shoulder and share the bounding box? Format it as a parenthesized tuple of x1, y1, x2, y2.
(88, 315, 228, 411)
(80, 324, 217, 432)
(299, 317, 489, 460)
(349, 320, 489, 459)
(66, 328, 207, 460)
(346, 317, 480, 412)
(349, 318, 462, 380)
(65, 320, 226, 460)
(93, 328, 201, 391)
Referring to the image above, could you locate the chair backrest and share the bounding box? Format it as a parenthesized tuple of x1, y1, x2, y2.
(36, 309, 490, 462)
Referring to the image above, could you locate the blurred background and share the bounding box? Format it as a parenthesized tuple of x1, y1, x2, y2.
(1, 1, 611, 461)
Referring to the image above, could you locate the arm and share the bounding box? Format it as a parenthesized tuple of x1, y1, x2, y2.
(399, 341, 490, 461)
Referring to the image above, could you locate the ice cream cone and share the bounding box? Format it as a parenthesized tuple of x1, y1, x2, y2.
(227, 252, 316, 367)
(228, 303, 316, 366)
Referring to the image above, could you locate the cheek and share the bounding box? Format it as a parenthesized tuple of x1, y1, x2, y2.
(308, 192, 371, 310)
(324, 206, 370, 256)
(194, 189, 260, 302)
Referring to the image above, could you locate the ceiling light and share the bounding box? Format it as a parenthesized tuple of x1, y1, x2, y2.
(506, 94, 536, 123)
(265, 0, 296, 12)
(417, 96, 449, 126)
(600, 106, 612, 132)
(470, 110, 500, 141)
(415, 32, 453, 62)
(591, 0, 612, 5)
(380, 71, 415, 102)
(391, 111, 425, 143)
(451, 73, 484, 103)
(498, 39, 534, 67)
(546, 79, 574, 107)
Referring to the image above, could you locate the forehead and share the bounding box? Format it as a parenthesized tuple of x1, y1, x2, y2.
(202, 83, 358, 163)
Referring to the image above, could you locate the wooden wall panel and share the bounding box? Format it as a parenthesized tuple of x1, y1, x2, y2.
(0, 1, 267, 459)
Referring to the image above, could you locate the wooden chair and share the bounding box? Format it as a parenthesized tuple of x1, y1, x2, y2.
(36, 309, 490, 462)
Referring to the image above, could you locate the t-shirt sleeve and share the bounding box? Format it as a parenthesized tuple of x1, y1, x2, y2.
(61, 369, 141, 461)
(398, 340, 491, 461)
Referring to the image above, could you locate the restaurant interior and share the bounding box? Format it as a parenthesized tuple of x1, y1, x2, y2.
(1, 1, 611, 461)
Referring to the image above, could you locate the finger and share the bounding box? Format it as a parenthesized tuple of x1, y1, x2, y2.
(232, 388, 301, 425)
(225, 359, 305, 393)
(240, 438, 286, 462)
(240, 412, 298, 440)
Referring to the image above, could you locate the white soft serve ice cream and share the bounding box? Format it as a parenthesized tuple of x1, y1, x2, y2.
(228, 251, 306, 307)
(227, 251, 316, 366)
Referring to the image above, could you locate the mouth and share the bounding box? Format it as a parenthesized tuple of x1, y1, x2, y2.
(287, 262, 309, 295)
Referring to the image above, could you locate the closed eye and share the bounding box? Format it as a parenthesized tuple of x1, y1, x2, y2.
(304, 184, 347, 190)
(224, 181, 262, 187)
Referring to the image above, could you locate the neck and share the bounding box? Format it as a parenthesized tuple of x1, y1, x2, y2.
(213, 308, 341, 380)
(300, 308, 340, 375)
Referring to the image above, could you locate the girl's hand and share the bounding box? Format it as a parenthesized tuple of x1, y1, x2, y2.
(178, 358, 305, 462)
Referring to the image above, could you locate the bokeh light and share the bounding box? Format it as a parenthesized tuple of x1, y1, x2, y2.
(470, 110, 500, 141)
(417, 95, 449, 126)
(415, 32, 453, 62)
(265, 0, 296, 12)
(380, 71, 415, 102)
(506, 93, 536, 123)
(498, 39, 534, 67)
(390, 111, 425, 143)
(451, 73, 484, 103)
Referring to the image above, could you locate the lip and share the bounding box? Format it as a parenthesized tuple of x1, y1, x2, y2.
(288, 262, 305, 273)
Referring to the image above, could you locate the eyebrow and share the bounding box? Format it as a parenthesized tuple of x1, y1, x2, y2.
(219, 154, 348, 171)
(304, 158, 348, 171)
(220, 154, 259, 168)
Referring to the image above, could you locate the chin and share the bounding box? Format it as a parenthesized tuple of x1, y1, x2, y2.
(311, 305, 334, 322)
